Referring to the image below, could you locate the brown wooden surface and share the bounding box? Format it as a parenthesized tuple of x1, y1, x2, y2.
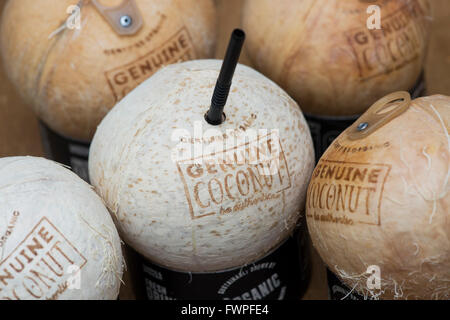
(0, 1, 43, 157)
(0, 0, 449, 300)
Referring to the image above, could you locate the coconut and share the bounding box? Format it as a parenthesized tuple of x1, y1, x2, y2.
(306, 93, 449, 299)
(0, 0, 216, 141)
(0, 156, 123, 300)
(242, 0, 432, 116)
(88, 59, 315, 272)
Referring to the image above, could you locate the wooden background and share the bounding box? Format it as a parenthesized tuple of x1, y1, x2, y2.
(0, 0, 449, 300)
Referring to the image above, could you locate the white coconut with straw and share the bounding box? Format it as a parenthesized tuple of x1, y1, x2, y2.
(0, 157, 123, 300)
(89, 30, 315, 273)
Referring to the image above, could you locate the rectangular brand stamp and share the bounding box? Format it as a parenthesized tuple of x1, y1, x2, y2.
(105, 27, 196, 101)
(176, 132, 292, 220)
(306, 159, 391, 226)
(0, 217, 87, 300)
(345, 0, 427, 81)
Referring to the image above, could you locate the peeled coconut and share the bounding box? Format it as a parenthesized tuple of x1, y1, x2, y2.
(89, 59, 315, 272)
(242, 0, 431, 116)
(306, 93, 449, 299)
(0, 0, 216, 141)
(0, 157, 123, 300)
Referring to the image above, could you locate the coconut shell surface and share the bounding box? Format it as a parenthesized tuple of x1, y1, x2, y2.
(89, 59, 315, 272)
(0, 156, 123, 300)
(242, 0, 432, 116)
(306, 94, 449, 299)
(0, 0, 217, 141)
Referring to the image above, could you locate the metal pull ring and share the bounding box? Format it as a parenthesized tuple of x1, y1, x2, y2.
(347, 91, 411, 140)
(92, 0, 143, 36)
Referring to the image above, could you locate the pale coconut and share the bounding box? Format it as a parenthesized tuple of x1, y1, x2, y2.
(306, 93, 449, 299)
(242, 0, 432, 116)
(89, 59, 315, 272)
(0, 156, 123, 300)
(0, 0, 217, 141)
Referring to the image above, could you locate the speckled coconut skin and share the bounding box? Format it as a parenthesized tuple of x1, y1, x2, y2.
(306, 95, 449, 299)
(0, 0, 216, 141)
(0, 157, 123, 300)
(242, 0, 432, 116)
(89, 60, 315, 272)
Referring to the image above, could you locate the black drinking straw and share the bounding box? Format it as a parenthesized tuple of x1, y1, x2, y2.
(205, 29, 246, 125)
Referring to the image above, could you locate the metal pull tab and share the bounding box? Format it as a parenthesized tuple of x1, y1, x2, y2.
(347, 91, 411, 140)
(92, 0, 143, 36)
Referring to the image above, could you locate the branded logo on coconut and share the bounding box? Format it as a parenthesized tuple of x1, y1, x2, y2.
(171, 118, 282, 176)
(171, 118, 292, 220)
(105, 27, 196, 101)
(0, 217, 87, 300)
(348, 1, 428, 81)
(307, 159, 391, 226)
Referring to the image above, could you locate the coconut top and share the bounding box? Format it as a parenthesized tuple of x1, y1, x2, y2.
(306, 94, 449, 299)
(0, 157, 123, 300)
(0, 0, 216, 141)
(242, 0, 432, 116)
(89, 59, 315, 272)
